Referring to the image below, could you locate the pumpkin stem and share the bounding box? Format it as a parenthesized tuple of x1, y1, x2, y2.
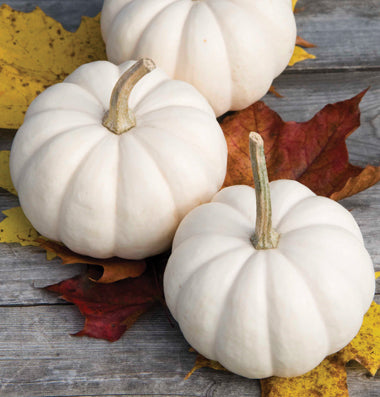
(249, 132, 280, 249)
(103, 58, 156, 135)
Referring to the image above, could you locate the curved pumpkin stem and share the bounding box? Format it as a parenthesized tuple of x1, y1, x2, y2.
(103, 58, 156, 135)
(249, 132, 280, 249)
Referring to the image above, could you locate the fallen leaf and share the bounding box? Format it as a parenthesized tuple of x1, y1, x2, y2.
(296, 35, 316, 48)
(288, 46, 316, 66)
(260, 355, 349, 397)
(0, 4, 106, 129)
(220, 89, 380, 199)
(0, 151, 17, 195)
(185, 349, 227, 380)
(46, 258, 166, 342)
(269, 86, 283, 98)
(0, 206, 39, 247)
(38, 238, 146, 284)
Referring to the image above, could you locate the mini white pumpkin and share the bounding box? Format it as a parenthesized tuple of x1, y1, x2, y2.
(10, 59, 227, 259)
(164, 132, 375, 378)
(101, 0, 297, 117)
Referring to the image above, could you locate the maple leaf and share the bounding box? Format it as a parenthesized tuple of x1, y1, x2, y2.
(220, 89, 380, 200)
(0, 206, 39, 247)
(186, 301, 380, 397)
(45, 257, 167, 342)
(38, 239, 146, 284)
(288, 0, 316, 66)
(0, 4, 106, 129)
(0, 151, 17, 195)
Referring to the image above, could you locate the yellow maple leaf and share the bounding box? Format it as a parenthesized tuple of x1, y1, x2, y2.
(0, 4, 106, 129)
(0, 151, 17, 195)
(288, 45, 316, 66)
(186, 300, 379, 396)
(0, 206, 39, 247)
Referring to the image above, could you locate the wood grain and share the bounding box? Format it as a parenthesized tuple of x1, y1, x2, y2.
(0, 0, 379, 396)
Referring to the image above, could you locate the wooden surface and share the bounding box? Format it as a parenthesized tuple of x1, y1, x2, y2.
(0, 0, 379, 396)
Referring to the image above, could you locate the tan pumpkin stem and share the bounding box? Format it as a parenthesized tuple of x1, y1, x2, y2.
(249, 132, 280, 249)
(103, 58, 156, 135)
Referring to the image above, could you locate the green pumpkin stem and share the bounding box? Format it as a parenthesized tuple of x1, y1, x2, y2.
(103, 58, 156, 135)
(249, 132, 280, 249)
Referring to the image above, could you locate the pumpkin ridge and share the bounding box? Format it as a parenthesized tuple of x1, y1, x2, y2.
(279, 225, 375, 311)
(127, 72, 169, 114)
(131, 0, 180, 59)
(136, 119, 222, 175)
(57, 134, 115, 244)
(172, 0, 193, 79)
(280, 223, 365, 245)
(113, 137, 122, 254)
(110, 0, 175, 61)
(201, 0, 233, 106)
(276, 248, 332, 357)
(264, 251, 275, 375)
(173, 243, 250, 319)
(274, 193, 315, 231)
(26, 108, 101, 121)
(213, 249, 259, 364)
(126, 132, 179, 220)
(13, 123, 103, 190)
(134, 126, 220, 218)
(62, 80, 106, 110)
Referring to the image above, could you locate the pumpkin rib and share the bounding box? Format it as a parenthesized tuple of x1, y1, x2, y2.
(134, 125, 220, 201)
(56, 134, 115, 244)
(213, 249, 259, 364)
(124, 67, 169, 113)
(276, 248, 332, 356)
(135, 120, 222, 176)
(172, 244, 250, 320)
(113, 135, 122, 253)
(13, 123, 103, 190)
(172, 0, 194, 79)
(28, 82, 104, 117)
(109, 0, 175, 62)
(280, 226, 375, 315)
(125, 132, 179, 220)
(62, 81, 106, 111)
(132, 0, 181, 61)
(264, 251, 275, 376)
(201, 1, 233, 109)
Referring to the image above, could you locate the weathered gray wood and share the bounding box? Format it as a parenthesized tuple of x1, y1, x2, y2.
(0, 305, 378, 397)
(0, 1, 379, 396)
(5, 0, 103, 31)
(0, 305, 262, 397)
(4, 0, 380, 70)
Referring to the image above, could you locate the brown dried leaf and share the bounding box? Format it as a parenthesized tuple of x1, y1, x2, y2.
(220, 89, 380, 200)
(38, 239, 146, 284)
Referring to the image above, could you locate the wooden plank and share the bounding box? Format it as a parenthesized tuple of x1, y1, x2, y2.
(0, 304, 378, 397)
(4, 0, 380, 70)
(0, 305, 261, 397)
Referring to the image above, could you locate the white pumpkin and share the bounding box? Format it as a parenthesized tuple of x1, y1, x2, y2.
(164, 132, 375, 378)
(101, 0, 297, 117)
(10, 59, 227, 259)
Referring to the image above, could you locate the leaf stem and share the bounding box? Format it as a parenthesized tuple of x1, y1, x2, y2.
(103, 58, 156, 135)
(249, 132, 280, 249)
